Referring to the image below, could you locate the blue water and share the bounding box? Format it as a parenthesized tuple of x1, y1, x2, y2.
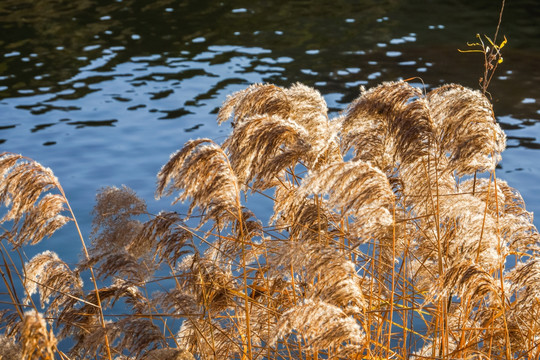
(1, 0, 539, 269)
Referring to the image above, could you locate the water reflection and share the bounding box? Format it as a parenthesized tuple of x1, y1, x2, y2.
(1, 0, 539, 145)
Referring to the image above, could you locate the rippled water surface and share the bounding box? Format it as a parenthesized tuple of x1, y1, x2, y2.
(1, 0, 540, 262)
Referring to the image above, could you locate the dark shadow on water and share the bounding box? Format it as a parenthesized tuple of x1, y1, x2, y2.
(66, 119, 118, 128)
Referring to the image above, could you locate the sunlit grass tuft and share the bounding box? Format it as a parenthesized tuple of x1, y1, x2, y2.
(1, 79, 539, 359)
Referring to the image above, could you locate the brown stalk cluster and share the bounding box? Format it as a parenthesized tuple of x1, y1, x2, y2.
(1, 80, 539, 359)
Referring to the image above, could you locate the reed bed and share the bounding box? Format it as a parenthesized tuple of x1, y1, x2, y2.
(1, 80, 539, 359)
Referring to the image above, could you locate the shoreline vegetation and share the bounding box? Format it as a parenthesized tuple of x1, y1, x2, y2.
(2, 78, 540, 359)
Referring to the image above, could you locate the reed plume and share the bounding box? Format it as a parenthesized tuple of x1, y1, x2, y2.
(0, 333, 21, 359)
(19, 310, 57, 360)
(156, 139, 241, 227)
(427, 84, 505, 175)
(220, 83, 340, 191)
(0, 153, 71, 248)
